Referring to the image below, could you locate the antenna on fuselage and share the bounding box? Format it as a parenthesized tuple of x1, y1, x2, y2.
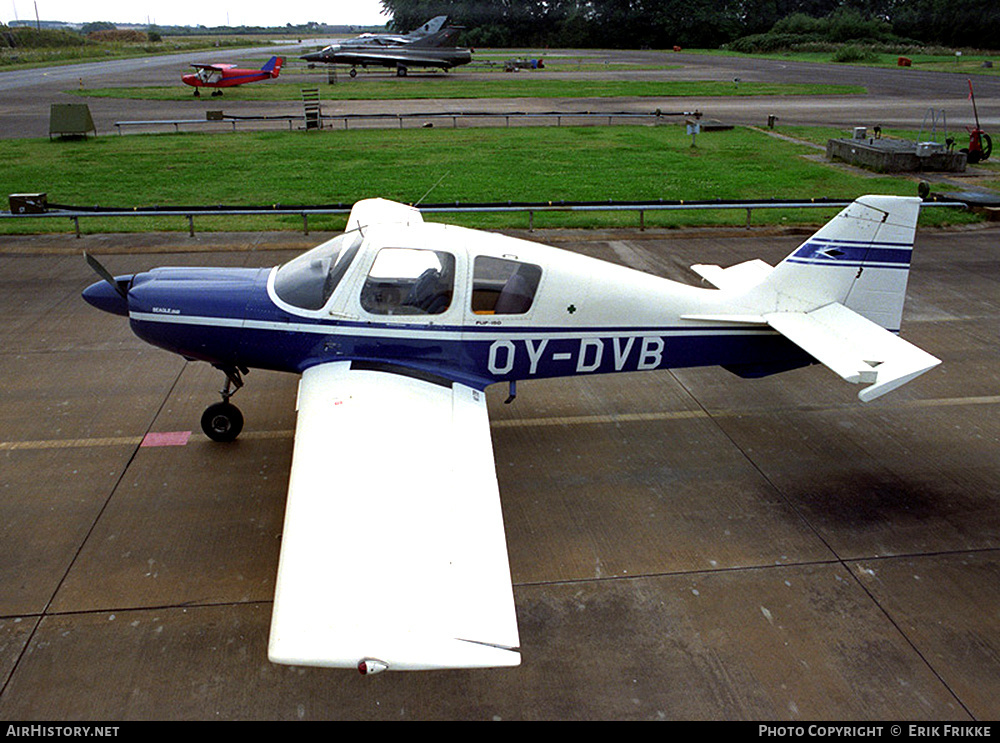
(414, 172, 450, 207)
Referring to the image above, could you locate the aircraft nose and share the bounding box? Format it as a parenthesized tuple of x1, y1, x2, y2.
(82, 278, 130, 316)
(300, 52, 322, 62)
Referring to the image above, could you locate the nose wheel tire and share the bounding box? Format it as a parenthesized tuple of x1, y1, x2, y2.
(201, 401, 244, 442)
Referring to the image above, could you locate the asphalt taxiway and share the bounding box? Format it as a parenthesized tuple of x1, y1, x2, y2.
(1, 223, 999, 720)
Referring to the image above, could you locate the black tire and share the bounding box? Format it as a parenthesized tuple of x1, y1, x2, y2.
(201, 402, 244, 442)
(981, 132, 992, 161)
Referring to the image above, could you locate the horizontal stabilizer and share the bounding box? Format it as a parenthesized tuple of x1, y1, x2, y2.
(691, 259, 772, 291)
(764, 303, 940, 402)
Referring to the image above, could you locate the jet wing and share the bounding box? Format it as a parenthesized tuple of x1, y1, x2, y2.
(268, 361, 521, 672)
(764, 302, 941, 402)
(338, 50, 457, 67)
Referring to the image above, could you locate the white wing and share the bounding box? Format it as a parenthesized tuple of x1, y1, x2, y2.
(346, 198, 423, 232)
(268, 361, 520, 671)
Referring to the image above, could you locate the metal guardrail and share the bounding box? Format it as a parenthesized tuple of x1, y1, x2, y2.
(0, 199, 969, 238)
(113, 109, 703, 134)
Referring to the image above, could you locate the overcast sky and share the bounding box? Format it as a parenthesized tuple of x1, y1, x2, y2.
(9, 0, 390, 27)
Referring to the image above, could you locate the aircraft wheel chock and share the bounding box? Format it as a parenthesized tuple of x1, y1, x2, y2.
(201, 401, 244, 442)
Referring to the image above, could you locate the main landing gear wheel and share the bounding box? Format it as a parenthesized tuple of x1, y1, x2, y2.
(201, 365, 247, 442)
(201, 402, 244, 442)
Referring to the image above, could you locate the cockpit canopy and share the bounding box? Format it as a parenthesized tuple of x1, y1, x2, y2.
(273, 229, 543, 318)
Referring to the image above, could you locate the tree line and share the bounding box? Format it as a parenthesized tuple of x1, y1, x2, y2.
(379, 0, 998, 52)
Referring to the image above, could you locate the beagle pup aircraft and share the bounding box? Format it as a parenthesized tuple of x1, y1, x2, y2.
(81, 195, 939, 674)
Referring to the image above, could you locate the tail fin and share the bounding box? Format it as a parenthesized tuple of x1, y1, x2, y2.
(762, 196, 938, 400)
(411, 16, 448, 38)
(764, 195, 921, 330)
(689, 195, 939, 401)
(413, 26, 462, 48)
(263, 56, 283, 77)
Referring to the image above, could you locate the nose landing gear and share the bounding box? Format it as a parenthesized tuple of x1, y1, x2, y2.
(201, 366, 247, 442)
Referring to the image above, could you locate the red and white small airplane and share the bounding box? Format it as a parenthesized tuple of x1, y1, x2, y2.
(182, 55, 283, 96)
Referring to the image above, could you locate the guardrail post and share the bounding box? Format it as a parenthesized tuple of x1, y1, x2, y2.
(640, 209, 645, 231)
(73, 216, 80, 238)
(188, 214, 195, 237)
(529, 210, 534, 231)
(746, 208, 752, 229)
(302, 213, 309, 235)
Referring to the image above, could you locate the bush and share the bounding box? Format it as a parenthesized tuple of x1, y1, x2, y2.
(1, 26, 87, 48)
(728, 33, 821, 54)
(771, 13, 826, 36)
(729, 7, 907, 55)
(831, 44, 879, 63)
(86, 29, 149, 43)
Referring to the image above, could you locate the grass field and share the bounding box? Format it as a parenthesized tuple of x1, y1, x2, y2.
(0, 124, 976, 235)
(71, 79, 865, 102)
(696, 48, 1000, 76)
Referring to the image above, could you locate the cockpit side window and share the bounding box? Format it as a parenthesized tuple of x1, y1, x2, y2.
(472, 256, 542, 315)
(360, 248, 455, 316)
(273, 232, 362, 310)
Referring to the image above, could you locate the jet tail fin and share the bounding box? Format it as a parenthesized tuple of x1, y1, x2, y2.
(412, 25, 463, 48)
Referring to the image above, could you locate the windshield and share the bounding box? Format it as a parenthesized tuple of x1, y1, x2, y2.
(273, 231, 362, 310)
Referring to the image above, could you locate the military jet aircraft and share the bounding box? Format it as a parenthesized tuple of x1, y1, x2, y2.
(300, 16, 471, 76)
(347, 14, 450, 45)
(81, 195, 939, 674)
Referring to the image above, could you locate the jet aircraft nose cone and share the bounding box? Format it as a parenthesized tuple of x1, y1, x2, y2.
(82, 279, 130, 316)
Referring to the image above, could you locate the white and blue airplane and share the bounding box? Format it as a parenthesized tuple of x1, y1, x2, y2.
(82, 195, 939, 674)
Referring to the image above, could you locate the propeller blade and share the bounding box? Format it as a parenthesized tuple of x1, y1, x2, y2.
(84, 251, 128, 299)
